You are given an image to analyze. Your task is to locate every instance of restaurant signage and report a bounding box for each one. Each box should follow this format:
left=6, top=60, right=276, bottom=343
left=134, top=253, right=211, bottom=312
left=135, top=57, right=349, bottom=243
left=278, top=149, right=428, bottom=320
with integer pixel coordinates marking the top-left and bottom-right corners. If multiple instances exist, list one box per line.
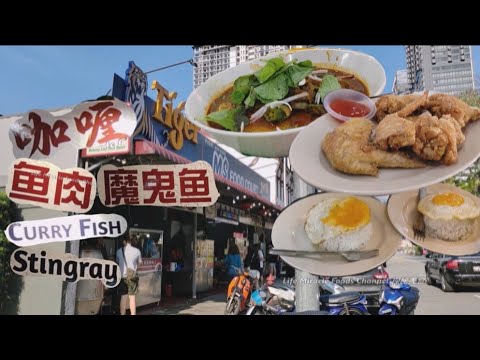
left=124, top=61, right=199, bottom=151
left=6, top=158, right=96, bottom=213
left=5, top=214, right=127, bottom=247
left=97, top=161, right=219, bottom=207
left=9, top=99, right=136, bottom=159
left=10, top=248, right=121, bottom=288
left=112, top=62, right=271, bottom=203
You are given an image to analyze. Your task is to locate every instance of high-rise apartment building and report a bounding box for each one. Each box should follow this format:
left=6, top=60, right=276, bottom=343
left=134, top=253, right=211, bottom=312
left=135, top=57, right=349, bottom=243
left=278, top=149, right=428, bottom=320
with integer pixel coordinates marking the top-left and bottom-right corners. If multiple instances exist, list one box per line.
left=193, top=45, right=307, bottom=88
left=392, top=69, right=410, bottom=94
left=405, top=45, right=474, bottom=95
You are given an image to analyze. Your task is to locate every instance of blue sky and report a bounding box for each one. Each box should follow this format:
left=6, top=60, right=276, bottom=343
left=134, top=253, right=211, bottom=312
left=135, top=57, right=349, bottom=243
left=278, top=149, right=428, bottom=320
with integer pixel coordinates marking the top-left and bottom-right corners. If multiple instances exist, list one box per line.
left=1, top=45, right=479, bottom=116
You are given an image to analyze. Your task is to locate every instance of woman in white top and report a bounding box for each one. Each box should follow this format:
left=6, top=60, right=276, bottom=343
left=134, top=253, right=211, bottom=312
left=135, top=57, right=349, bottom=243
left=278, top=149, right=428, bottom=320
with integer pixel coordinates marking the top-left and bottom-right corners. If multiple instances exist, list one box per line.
left=116, top=236, right=142, bottom=315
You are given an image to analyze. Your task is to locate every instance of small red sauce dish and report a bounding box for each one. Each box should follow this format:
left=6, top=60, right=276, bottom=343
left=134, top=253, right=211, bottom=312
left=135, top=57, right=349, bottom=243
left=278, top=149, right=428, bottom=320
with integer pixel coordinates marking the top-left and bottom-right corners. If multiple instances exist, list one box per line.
left=324, top=89, right=376, bottom=122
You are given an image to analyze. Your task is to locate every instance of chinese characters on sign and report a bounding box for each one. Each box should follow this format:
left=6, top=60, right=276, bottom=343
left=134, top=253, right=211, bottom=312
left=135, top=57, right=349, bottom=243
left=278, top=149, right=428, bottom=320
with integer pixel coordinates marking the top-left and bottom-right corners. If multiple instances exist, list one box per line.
left=5, top=158, right=96, bottom=213
left=97, top=161, right=219, bottom=207
left=9, top=99, right=136, bottom=159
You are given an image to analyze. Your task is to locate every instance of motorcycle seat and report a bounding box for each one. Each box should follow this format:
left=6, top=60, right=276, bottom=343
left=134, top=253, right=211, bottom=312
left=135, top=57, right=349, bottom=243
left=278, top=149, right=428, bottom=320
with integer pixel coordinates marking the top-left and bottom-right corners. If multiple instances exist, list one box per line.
left=280, top=310, right=330, bottom=315
left=319, top=292, right=361, bottom=305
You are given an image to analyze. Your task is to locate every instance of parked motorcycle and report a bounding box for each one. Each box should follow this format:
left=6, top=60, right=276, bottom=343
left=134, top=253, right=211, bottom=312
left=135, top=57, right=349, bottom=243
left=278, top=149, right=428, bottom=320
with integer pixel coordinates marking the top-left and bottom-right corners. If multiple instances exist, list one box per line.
left=224, top=269, right=261, bottom=315
left=378, top=279, right=419, bottom=315
left=319, top=292, right=369, bottom=315
left=244, top=275, right=419, bottom=316
left=246, top=283, right=295, bottom=315
left=319, top=279, right=370, bottom=315
left=248, top=279, right=368, bottom=315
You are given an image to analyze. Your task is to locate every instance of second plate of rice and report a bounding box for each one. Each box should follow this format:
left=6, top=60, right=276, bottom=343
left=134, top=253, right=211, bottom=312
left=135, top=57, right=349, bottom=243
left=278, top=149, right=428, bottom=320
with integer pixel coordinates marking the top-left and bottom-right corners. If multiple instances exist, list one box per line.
left=388, top=183, right=480, bottom=256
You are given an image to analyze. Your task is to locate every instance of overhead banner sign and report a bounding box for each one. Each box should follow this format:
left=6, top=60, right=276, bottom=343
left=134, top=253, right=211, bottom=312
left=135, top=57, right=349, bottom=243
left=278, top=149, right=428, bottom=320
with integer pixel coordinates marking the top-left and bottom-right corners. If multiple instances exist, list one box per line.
left=123, top=61, right=200, bottom=150
left=9, top=99, right=136, bottom=159
left=112, top=63, right=271, bottom=203
left=6, top=214, right=127, bottom=247
left=6, top=158, right=96, bottom=213
left=205, top=142, right=271, bottom=201
left=97, top=160, right=219, bottom=207
left=10, top=248, right=121, bottom=288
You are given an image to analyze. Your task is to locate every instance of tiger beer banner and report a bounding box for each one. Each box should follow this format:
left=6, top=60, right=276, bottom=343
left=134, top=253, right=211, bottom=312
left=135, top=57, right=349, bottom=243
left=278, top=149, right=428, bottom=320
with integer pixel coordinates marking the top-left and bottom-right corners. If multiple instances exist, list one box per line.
left=6, top=158, right=96, bottom=213
left=9, top=99, right=136, bottom=159
left=97, top=161, right=220, bottom=207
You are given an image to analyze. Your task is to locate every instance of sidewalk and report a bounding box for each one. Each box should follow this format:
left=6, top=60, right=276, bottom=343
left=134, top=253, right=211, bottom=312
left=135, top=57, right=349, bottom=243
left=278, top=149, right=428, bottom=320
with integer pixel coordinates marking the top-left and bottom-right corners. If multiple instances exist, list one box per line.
left=137, top=290, right=227, bottom=315
left=136, top=276, right=287, bottom=315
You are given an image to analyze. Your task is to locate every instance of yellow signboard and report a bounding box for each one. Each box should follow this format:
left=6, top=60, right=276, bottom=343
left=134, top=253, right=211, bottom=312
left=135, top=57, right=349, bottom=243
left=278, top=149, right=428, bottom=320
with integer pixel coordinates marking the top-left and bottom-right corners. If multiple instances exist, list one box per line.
left=151, top=80, right=199, bottom=150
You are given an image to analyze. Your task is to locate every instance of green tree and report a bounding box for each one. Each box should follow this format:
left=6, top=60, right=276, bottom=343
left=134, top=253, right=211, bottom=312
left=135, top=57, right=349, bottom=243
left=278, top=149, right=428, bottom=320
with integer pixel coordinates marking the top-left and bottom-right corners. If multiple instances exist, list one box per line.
left=0, top=192, right=24, bottom=314
left=444, top=159, right=480, bottom=196
left=458, top=89, right=480, bottom=108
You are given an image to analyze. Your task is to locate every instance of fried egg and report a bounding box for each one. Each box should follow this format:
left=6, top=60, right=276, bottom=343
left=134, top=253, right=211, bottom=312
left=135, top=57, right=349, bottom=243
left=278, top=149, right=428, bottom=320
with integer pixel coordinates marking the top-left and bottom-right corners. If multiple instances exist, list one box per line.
left=418, top=192, right=480, bottom=220
left=305, top=197, right=372, bottom=251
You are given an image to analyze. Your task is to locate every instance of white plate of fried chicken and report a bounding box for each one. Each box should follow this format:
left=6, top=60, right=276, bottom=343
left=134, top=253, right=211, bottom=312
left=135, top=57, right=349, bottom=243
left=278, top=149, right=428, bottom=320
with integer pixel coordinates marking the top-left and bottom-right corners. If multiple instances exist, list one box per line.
left=289, top=92, right=480, bottom=195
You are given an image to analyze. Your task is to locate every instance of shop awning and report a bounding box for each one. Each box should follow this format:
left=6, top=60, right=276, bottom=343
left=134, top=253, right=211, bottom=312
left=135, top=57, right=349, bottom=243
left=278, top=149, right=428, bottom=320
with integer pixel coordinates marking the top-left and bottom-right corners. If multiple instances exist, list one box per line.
left=134, top=139, right=282, bottom=211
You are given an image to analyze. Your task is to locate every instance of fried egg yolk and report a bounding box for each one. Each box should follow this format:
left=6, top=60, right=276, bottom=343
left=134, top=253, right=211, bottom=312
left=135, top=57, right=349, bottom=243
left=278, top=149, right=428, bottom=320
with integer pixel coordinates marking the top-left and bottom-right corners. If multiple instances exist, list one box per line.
left=321, top=197, right=370, bottom=231
left=432, top=192, right=464, bottom=207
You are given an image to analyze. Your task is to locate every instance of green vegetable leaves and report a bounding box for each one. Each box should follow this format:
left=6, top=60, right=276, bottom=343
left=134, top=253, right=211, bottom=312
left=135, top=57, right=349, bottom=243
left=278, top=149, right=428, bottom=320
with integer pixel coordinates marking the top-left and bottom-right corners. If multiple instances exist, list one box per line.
left=230, top=56, right=314, bottom=106
left=254, top=57, right=285, bottom=83
left=231, top=75, right=257, bottom=105
left=286, top=61, right=314, bottom=87
left=254, top=73, right=290, bottom=103
left=244, top=87, right=257, bottom=108
left=317, top=74, right=341, bottom=103
left=204, top=107, right=248, bottom=132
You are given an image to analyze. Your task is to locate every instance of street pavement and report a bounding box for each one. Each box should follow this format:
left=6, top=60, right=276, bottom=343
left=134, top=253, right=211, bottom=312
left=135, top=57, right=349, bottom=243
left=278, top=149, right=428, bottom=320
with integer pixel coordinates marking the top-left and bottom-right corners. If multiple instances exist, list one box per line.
left=149, top=292, right=226, bottom=315
left=145, top=253, right=480, bottom=315
left=387, top=253, right=480, bottom=315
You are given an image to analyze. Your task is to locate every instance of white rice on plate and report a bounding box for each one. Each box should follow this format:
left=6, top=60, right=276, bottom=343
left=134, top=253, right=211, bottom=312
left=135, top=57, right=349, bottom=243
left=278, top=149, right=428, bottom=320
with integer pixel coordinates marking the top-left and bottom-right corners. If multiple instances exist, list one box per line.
left=424, top=217, right=475, bottom=242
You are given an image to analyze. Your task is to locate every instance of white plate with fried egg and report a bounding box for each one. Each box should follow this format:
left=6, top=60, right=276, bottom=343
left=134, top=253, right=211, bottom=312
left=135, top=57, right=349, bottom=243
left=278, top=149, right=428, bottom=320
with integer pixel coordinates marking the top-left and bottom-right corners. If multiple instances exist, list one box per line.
left=272, top=193, right=402, bottom=276
left=388, top=183, right=480, bottom=256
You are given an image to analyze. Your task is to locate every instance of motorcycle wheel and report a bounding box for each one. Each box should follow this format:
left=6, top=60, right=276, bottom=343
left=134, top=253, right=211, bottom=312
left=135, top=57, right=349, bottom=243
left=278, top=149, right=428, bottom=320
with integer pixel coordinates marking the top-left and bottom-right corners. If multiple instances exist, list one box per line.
left=247, top=307, right=266, bottom=315
left=224, top=296, right=241, bottom=315
left=338, top=307, right=365, bottom=315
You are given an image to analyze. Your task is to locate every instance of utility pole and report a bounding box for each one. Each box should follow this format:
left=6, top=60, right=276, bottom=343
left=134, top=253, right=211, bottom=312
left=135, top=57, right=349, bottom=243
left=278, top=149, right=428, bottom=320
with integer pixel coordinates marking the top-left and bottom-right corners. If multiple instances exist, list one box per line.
left=291, top=172, right=319, bottom=311
left=62, top=150, right=82, bottom=315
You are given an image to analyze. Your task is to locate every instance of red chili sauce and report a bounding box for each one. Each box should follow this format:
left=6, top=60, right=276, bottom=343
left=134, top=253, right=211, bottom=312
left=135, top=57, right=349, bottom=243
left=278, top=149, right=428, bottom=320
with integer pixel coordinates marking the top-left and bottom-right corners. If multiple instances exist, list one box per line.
left=330, top=99, right=370, bottom=118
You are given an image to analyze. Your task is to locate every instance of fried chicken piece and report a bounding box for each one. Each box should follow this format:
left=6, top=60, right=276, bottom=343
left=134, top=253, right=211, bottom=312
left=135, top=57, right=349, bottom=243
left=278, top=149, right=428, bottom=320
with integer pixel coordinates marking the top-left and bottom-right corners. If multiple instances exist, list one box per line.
left=374, top=114, right=416, bottom=151
left=442, top=114, right=465, bottom=146
left=427, top=94, right=480, bottom=128
left=412, top=113, right=460, bottom=165
left=322, top=118, right=426, bottom=176
left=375, top=93, right=427, bottom=122
left=396, top=92, right=429, bottom=118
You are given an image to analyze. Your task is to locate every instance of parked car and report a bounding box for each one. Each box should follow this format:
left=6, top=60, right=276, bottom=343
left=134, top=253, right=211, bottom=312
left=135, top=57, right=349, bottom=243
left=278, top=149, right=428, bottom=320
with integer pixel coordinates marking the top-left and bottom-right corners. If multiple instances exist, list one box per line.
left=425, top=252, right=480, bottom=292
left=322, top=265, right=389, bottom=315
